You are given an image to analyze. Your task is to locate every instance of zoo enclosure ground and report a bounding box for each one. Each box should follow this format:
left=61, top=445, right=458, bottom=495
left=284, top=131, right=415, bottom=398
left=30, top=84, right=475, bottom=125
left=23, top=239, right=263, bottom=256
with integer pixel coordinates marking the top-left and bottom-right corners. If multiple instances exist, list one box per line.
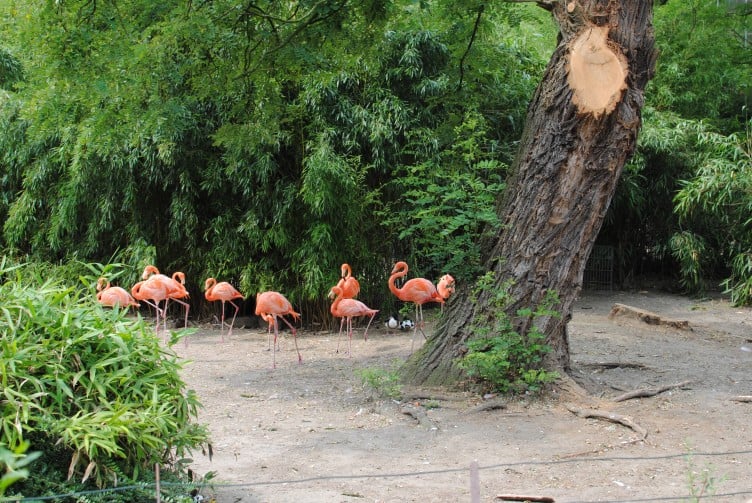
left=174, top=289, right=752, bottom=502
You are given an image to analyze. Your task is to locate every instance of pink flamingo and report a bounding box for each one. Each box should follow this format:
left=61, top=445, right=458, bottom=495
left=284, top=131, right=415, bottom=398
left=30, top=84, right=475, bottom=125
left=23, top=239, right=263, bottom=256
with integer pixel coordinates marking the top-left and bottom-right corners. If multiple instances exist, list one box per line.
left=131, top=278, right=169, bottom=334
left=204, top=278, right=244, bottom=342
left=141, top=266, right=190, bottom=331
left=328, top=285, right=379, bottom=357
left=255, top=291, right=301, bottom=368
left=388, top=261, right=445, bottom=352
left=331, top=263, right=361, bottom=336
left=96, top=277, right=139, bottom=309
left=437, top=274, right=456, bottom=311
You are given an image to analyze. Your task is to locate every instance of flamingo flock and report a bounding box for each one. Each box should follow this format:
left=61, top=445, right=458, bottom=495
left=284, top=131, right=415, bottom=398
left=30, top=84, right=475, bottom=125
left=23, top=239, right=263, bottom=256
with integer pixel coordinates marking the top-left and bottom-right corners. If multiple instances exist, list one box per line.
left=96, top=261, right=454, bottom=367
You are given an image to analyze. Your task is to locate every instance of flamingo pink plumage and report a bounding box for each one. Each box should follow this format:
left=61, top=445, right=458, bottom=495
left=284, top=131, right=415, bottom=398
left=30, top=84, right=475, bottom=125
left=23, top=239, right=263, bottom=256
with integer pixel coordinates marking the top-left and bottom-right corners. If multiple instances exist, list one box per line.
left=329, top=285, right=378, bottom=357
left=204, top=277, right=244, bottom=342
left=131, top=278, right=169, bottom=333
left=388, top=261, right=445, bottom=351
left=141, top=266, right=190, bottom=330
left=96, top=277, right=139, bottom=309
left=255, top=291, right=301, bottom=369
left=332, top=263, right=361, bottom=337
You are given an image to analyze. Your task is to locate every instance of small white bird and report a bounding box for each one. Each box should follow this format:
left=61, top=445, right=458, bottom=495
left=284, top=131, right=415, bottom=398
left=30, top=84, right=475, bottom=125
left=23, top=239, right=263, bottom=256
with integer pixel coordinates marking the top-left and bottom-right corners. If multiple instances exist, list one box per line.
left=385, top=316, right=399, bottom=335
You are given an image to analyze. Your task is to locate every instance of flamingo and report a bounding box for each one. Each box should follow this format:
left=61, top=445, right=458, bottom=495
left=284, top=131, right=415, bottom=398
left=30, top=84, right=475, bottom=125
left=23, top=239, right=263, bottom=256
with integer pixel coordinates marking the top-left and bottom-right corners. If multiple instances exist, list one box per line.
left=336, top=263, right=360, bottom=299
left=331, top=263, right=361, bottom=337
left=141, top=266, right=190, bottom=331
left=131, top=278, right=169, bottom=334
left=96, top=277, right=139, bottom=309
left=388, top=261, right=445, bottom=352
left=255, top=291, right=301, bottom=368
left=437, top=274, right=456, bottom=312
left=328, top=285, right=379, bottom=356
left=204, top=278, right=244, bottom=342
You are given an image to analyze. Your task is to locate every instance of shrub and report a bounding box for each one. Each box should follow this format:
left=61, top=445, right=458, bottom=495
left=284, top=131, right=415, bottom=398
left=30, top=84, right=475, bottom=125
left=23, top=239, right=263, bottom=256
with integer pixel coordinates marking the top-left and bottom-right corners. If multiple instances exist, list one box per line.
left=0, top=259, right=209, bottom=498
left=458, top=273, right=559, bottom=393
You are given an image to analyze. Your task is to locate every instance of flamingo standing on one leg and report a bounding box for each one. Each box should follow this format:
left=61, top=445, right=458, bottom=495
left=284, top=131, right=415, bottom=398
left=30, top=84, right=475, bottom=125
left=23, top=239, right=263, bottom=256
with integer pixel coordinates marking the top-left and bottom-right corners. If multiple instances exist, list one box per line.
left=255, top=291, right=301, bottom=369
left=97, top=277, right=140, bottom=310
left=388, top=261, right=445, bottom=352
left=328, top=285, right=379, bottom=357
left=204, top=278, right=244, bottom=342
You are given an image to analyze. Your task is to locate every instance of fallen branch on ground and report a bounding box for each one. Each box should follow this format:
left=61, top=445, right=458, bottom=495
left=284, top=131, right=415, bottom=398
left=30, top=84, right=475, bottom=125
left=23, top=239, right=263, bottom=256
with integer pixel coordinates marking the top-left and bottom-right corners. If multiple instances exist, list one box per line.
left=401, top=390, right=467, bottom=402
left=729, top=396, right=752, bottom=403
left=612, top=380, right=692, bottom=402
left=496, top=494, right=555, bottom=502
left=566, top=405, right=648, bottom=440
left=608, top=303, right=691, bottom=330
left=467, top=398, right=507, bottom=413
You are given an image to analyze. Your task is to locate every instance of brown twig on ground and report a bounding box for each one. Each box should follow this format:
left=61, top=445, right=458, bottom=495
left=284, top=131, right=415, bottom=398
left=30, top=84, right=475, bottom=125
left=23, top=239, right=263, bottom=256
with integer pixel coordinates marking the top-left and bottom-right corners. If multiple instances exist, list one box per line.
left=467, top=399, right=507, bottom=413
left=566, top=405, right=648, bottom=440
left=496, top=494, right=555, bottom=502
left=611, top=380, right=693, bottom=402
left=729, top=395, right=752, bottom=403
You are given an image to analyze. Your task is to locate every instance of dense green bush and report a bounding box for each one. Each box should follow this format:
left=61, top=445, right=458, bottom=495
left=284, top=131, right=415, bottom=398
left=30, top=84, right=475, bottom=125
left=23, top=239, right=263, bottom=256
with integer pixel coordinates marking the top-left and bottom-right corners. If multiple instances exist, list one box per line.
left=0, top=259, right=209, bottom=499
left=459, top=273, right=559, bottom=393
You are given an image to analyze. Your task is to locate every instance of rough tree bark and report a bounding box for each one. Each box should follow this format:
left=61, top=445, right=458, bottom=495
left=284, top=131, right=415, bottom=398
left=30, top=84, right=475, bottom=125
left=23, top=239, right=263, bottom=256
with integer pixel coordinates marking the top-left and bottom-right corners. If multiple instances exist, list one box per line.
left=404, top=0, right=657, bottom=386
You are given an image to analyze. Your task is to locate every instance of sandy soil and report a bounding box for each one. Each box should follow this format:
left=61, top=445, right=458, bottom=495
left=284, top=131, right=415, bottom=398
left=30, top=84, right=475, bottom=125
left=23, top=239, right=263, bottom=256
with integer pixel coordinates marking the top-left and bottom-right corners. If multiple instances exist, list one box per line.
left=173, top=290, right=752, bottom=503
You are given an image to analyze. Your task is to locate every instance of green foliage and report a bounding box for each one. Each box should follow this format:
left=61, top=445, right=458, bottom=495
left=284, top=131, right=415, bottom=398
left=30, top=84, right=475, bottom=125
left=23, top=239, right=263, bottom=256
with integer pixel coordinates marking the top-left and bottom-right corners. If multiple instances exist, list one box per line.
left=670, top=119, right=752, bottom=304
left=0, top=442, right=40, bottom=496
left=652, top=1, right=751, bottom=133
left=356, top=365, right=403, bottom=400
left=458, top=273, right=559, bottom=394
left=0, top=0, right=545, bottom=323
left=0, top=260, right=209, bottom=493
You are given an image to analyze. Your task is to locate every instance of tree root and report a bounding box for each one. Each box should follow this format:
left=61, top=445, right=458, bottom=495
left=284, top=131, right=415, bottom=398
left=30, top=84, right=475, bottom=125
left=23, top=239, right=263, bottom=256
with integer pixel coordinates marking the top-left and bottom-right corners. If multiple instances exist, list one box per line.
left=400, top=403, right=437, bottom=430
left=566, top=405, right=648, bottom=440
left=611, top=380, right=692, bottom=402
left=466, top=398, right=507, bottom=413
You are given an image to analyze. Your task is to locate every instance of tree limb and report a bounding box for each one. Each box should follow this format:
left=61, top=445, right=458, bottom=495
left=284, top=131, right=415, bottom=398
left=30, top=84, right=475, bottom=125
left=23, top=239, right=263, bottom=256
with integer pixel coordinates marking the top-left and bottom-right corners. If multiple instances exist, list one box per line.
left=457, top=5, right=484, bottom=90
left=612, top=380, right=693, bottom=402
left=566, top=405, right=648, bottom=440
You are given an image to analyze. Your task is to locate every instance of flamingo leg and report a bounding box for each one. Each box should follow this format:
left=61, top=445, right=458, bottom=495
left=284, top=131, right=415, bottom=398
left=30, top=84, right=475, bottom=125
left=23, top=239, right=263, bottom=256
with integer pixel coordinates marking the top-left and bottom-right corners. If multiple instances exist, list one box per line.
left=226, top=300, right=240, bottom=339
left=277, top=315, right=301, bottom=364
left=336, top=317, right=346, bottom=354
left=362, top=313, right=376, bottom=341
left=171, top=298, right=190, bottom=346
left=272, top=317, right=279, bottom=369
left=347, top=316, right=353, bottom=357
left=219, top=300, right=226, bottom=342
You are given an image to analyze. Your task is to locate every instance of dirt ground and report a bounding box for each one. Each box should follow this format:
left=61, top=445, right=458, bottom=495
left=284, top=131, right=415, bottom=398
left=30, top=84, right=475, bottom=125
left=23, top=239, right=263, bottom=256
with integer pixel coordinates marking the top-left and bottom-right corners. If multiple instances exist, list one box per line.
left=173, top=289, right=752, bottom=503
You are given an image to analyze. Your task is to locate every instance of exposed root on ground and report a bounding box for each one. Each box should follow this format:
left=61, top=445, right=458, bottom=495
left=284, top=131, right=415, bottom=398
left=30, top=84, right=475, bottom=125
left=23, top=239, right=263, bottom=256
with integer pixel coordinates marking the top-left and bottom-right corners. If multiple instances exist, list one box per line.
left=612, top=380, right=693, bottom=402
left=566, top=405, right=648, bottom=440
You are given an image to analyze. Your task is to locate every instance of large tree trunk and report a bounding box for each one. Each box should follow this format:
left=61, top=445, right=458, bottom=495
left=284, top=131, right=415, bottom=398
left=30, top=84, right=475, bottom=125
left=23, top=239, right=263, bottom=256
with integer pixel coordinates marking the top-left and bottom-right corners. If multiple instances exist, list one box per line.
left=404, top=0, right=657, bottom=386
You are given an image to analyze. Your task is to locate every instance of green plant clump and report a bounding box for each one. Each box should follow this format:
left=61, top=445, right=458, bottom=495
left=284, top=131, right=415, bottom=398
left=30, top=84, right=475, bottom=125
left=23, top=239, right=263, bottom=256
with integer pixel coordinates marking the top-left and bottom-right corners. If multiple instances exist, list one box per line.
left=0, top=259, right=209, bottom=499
left=356, top=366, right=403, bottom=400
left=459, top=273, right=560, bottom=394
